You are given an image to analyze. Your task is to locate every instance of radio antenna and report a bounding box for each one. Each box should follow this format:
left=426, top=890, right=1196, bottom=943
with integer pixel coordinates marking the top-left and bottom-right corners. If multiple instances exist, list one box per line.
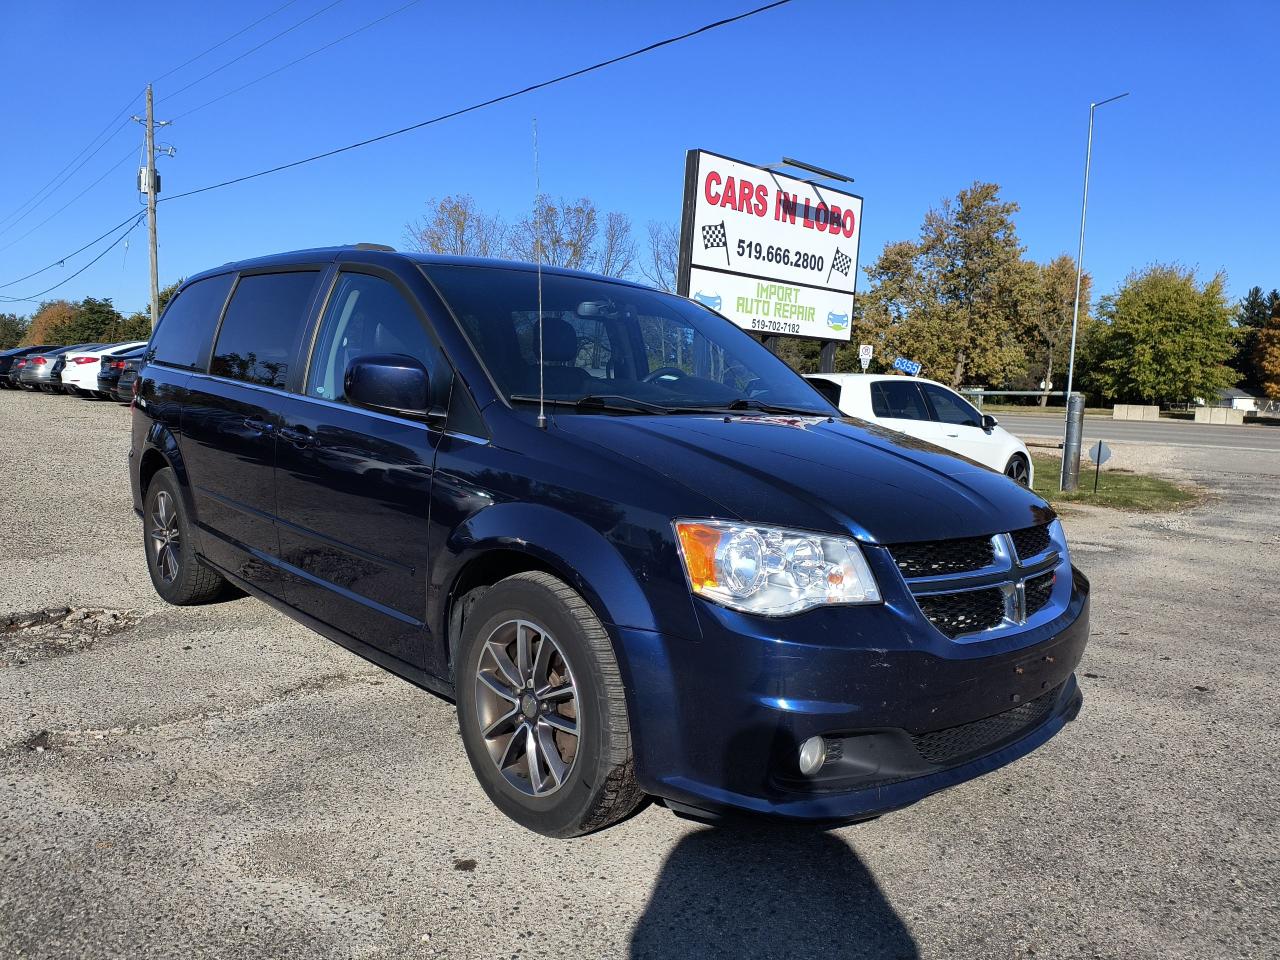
left=533, top=116, right=547, bottom=430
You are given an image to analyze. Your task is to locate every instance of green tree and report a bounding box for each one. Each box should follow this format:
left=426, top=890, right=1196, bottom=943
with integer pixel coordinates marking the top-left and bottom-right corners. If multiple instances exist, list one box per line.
left=1016, top=255, right=1092, bottom=405
left=108, top=311, right=154, bottom=341
left=47, top=297, right=125, bottom=344
left=1255, top=297, right=1280, bottom=400
left=1091, top=265, right=1236, bottom=403
left=858, top=182, right=1029, bottom=387
left=0, top=312, right=28, bottom=349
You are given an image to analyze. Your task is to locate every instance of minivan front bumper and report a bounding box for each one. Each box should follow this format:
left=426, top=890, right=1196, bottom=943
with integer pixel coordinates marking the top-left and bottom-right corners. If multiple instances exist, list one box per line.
left=615, top=566, right=1090, bottom=823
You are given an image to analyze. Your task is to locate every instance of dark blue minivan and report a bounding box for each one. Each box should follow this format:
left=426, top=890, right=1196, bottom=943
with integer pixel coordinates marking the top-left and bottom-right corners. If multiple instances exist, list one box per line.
left=130, top=246, right=1089, bottom=837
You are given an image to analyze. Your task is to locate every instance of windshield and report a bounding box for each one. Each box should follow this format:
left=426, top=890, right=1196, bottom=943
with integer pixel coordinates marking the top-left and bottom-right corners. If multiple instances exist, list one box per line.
left=423, top=265, right=835, bottom=415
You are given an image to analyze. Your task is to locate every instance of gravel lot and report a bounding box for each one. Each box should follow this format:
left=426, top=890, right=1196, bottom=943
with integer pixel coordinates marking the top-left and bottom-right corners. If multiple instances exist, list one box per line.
left=2, top=389, right=1277, bottom=960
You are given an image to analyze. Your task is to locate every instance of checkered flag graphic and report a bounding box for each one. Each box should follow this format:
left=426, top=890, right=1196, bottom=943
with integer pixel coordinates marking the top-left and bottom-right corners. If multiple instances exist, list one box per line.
left=827, top=247, right=852, bottom=283
left=702, top=221, right=730, bottom=265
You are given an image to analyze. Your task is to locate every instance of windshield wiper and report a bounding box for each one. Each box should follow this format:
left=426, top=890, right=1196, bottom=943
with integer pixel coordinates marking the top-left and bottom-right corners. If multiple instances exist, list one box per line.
left=509, top=394, right=670, bottom=415
left=684, top=398, right=832, bottom=417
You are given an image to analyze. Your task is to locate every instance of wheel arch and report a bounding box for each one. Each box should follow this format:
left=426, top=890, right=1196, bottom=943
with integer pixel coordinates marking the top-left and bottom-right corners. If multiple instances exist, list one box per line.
left=437, top=504, right=674, bottom=683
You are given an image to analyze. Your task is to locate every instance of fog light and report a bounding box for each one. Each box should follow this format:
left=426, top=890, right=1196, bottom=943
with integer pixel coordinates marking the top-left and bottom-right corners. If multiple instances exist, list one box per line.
left=798, top=736, right=827, bottom=776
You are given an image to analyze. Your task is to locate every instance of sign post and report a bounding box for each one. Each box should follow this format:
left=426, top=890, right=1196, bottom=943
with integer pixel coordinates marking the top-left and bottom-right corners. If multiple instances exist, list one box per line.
left=858, top=344, right=873, bottom=371
left=678, top=150, right=863, bottom=345
left=1087, top=439, right=1111, bottom=494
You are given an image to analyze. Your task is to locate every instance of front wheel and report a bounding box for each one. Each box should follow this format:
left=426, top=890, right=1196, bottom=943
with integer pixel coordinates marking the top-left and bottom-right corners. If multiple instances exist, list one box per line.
left=455, top=571, right=644, bottom=837
left=1004, top=454, right=1031, bottom=486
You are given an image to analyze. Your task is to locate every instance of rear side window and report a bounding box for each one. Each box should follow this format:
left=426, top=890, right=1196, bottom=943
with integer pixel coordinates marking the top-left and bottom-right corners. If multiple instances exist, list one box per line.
left=211, top=271, right=320, bottom=389
left=870, top=380, right=929, bottom=420
left=148, top=274, right=234, bottom=370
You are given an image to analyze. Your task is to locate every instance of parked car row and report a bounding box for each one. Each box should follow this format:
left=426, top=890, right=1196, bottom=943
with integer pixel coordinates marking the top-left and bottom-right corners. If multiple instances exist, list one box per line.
left=0, top=341, right=149, bottom=401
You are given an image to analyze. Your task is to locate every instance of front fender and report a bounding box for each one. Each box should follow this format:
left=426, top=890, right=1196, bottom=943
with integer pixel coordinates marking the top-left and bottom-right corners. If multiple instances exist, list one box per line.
left=441, top=502, right=666, bottom=635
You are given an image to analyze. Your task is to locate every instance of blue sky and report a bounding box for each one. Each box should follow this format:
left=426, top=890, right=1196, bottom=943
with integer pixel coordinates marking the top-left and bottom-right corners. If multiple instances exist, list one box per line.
left=1, top=0, right=1276, bottom=316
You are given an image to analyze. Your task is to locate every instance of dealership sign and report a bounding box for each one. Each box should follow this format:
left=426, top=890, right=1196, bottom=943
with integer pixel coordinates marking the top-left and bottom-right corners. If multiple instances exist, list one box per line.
left=678, top=149, right=863, bottom=342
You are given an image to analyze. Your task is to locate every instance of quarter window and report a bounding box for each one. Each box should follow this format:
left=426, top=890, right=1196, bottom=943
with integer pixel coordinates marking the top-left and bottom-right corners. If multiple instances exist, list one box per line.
left=210, top=272, right=320, bottom=389
left=870, top=380, right=929, bottom=420
left=922, top=384, right=982, bottom=427
left=148, top=274, right=234, bottom=370
left=306, top=273, right=436, bottom=404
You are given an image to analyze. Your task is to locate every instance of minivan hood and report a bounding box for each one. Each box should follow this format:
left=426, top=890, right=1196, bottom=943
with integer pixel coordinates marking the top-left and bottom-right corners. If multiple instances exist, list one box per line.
left=553, top=413, right=1053, bottom=544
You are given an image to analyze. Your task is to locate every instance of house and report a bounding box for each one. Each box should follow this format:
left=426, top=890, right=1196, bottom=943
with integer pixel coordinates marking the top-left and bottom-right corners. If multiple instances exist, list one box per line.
left=1217, top=387, right=1259, bottom=412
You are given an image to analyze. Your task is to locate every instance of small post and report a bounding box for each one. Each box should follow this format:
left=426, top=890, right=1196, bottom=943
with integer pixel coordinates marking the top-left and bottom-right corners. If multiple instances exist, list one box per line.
left=820, top=341, right=836, bottom=373
left=1092, top=448, right=1102, bottom=494
left=1061, top=392, right=1085, bottom=491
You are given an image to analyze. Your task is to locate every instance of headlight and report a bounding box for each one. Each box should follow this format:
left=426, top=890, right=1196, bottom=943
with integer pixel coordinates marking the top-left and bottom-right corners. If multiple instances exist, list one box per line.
left=673, top=519, right=881, bottom=616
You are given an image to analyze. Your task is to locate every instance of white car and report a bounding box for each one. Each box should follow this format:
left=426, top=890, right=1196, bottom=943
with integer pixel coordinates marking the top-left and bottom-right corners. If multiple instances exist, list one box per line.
left=804, top=372, right=1033, bottom=485
left=60, top=342, right=147, bottom=396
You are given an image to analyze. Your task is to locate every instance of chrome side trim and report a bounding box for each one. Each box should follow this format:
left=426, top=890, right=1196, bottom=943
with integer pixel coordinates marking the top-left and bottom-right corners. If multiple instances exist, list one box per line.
left=184, top=370, right=488, bottom=444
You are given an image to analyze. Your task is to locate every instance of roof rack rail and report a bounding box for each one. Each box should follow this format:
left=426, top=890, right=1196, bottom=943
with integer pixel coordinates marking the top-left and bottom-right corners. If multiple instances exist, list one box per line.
left=353, top=242, right=395, bottom=252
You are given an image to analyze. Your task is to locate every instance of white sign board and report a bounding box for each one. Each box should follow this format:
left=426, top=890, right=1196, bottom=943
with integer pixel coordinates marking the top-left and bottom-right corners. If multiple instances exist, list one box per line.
left=679, top=149, right=862, bottom=341
left=858, top=343, right=873, bottom=371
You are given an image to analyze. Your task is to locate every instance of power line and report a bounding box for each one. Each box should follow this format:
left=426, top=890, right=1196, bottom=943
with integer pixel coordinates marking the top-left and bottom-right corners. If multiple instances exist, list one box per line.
left=152, top=0, right=305, bottom=84
left=162, top=0, right=794, bottom=204
left=0, top=216, right=144, bottom=303
left=0, top=211, right=140, bottom=290
left=171, top=0, right=426, bottom=122
left=160, top=0, right=348, bottom=103
left=0, top=90, right=142, bottom=235
left=0, top=146, right=138, bottom=256
left=0, top=1, right=794, bottom=298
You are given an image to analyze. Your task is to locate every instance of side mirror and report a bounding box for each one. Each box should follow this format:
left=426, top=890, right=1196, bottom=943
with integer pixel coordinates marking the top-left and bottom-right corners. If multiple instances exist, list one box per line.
left=345, top=354, right=433, bottom=419
left=981, top=414, right=999, bottom=431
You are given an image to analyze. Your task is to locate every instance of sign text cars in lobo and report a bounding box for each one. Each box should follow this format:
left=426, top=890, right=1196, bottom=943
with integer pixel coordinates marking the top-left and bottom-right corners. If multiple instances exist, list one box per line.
left=678, top=149, right=863, bottom=342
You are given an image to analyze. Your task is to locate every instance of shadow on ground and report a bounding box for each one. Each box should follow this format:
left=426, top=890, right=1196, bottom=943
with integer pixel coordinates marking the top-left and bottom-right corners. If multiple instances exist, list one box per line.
left=630, top=822, right=918, bottom=959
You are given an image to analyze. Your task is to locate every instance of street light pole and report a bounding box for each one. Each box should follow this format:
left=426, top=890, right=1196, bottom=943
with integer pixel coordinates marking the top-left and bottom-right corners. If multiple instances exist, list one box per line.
left=1061, top=91, right=1129, bottom=491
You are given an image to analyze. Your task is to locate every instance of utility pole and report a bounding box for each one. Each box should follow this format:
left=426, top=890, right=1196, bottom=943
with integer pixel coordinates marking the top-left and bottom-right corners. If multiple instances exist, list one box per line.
left=132, top=85, right=170, bottom=328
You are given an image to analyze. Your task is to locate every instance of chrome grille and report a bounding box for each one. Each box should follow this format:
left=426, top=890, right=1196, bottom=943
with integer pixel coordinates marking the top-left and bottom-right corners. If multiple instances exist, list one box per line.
left=889, top=523, right=1064, bottom=640
left=891, top=535, right=994, bottom=578
left=1024, top=571, right=1055, bottom=618
left=1010, top=523, right=1052, bottom=560
left=916, top=588, right=1006, bottom=638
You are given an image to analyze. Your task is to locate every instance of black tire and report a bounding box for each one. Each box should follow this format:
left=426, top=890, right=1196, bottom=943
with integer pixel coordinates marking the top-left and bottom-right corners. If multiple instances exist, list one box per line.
left=1004, top=454, right=1031, bottom=486
left=455, top=571, right=644, bottom=837
left=143, top=468, right=228, bottom=605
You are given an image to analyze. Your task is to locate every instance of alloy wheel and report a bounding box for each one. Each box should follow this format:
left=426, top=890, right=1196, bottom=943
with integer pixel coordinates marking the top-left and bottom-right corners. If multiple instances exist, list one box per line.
left=474, top=618, right=580, bottom=797
left=1005, top=457, right=1030, bottom=485
left=149, top=490, right=181, bottom=584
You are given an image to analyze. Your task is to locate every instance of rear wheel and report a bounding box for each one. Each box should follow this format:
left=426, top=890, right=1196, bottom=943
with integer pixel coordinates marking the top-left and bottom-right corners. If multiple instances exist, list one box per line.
left=455, top=571, right=644, bottom=837
left=143, top=468, right=229, bottom=605
left=1004, top=453, right=1031, bottom=486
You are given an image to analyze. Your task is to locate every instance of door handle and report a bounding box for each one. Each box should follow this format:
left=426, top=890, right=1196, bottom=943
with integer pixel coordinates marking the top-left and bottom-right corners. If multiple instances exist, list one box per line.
left=278, top=425, right=313, bottom=448
left=243, top=417, right=272, bottom=434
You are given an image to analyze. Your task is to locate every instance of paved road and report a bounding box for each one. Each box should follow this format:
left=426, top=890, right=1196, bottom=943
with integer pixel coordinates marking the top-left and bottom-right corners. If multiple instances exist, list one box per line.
left=2, top=391, right=1278, bottom=960
left=997, top=412, right=1280, bottom=452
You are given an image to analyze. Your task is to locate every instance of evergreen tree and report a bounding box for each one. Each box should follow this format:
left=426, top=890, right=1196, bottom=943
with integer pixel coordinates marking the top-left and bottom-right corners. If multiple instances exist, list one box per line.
left=0, top=312, right=28, bottom=350
left=47, top=297, right=124, bottom=344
